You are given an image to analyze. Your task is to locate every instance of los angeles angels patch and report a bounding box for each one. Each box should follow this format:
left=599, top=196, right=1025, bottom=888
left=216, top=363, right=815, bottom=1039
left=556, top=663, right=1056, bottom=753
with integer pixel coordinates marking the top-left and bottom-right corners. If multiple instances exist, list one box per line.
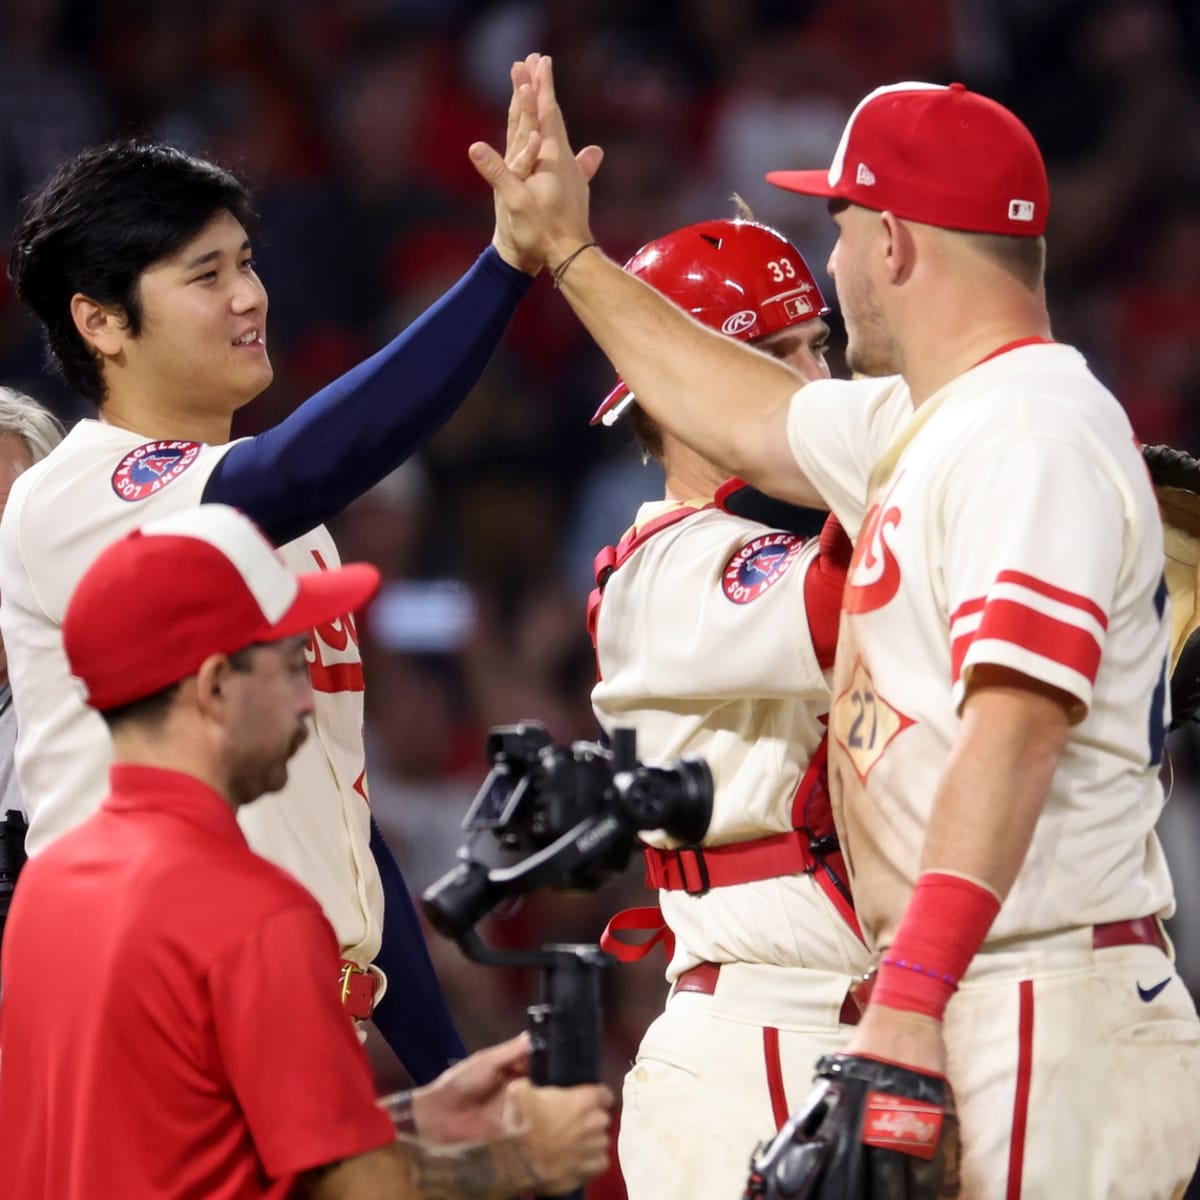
left=721, top=533, right=804, bottom=604
left=111, top=440, right=202, bottom=502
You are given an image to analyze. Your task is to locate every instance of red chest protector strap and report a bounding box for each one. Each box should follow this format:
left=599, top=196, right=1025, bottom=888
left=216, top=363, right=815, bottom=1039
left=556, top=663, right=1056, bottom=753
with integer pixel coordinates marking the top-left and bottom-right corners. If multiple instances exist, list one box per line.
left=600, top=738, right=863, bottom=962
left=586, top=503, right=713, bottom=659
left=640, top=736, right=861, bottom=939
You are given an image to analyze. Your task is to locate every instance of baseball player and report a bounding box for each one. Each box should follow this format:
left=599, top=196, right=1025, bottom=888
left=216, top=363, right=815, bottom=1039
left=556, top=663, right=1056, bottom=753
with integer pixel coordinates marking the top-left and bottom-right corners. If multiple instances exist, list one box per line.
left=587, top=217, right=871, bottom=1200
left=0, top=386, right=63, bottom=957
left=475, top=61, right=1200, bottom=1198
left=0, top=504, right=612, bottom=1200
left=0, top=78, right=581, bottom=1082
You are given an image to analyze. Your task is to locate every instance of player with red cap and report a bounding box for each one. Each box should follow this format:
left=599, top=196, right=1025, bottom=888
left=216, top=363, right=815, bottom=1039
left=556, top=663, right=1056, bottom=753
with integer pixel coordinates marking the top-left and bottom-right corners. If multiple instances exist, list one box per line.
left=473, top=61, right=1200, bottom=1199
left=587, top=214, right=869, bottom=1200
left=0, top=504, right=614, bottom=1200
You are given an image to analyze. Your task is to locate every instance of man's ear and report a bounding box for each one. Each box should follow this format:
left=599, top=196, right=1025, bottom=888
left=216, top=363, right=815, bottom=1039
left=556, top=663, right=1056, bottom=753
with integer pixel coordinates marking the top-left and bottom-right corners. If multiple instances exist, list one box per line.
left=69, top=292, right=129, bottom=358
left=193, top=653, right=233, bottom=720
left=878, top=210, right=917, bottom=286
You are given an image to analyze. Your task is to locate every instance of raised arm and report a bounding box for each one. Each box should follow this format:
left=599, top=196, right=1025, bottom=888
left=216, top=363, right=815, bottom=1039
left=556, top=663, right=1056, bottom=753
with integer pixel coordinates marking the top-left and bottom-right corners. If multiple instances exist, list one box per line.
left=202, top=62, right=586, bottom=547
left=469, top=54, right=822, bottom=508
left=203, top=247, right=529, bottom=546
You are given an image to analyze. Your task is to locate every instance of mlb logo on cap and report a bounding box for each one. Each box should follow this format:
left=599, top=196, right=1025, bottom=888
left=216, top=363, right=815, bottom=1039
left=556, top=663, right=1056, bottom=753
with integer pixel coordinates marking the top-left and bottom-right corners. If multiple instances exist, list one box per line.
left=766, top=81, right=1049, bottom=237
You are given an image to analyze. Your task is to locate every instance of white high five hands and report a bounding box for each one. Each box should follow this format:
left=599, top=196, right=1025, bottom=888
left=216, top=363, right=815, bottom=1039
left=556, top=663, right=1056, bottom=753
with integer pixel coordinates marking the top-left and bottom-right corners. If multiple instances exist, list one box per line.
left=474, top=54, right=602, bottom=276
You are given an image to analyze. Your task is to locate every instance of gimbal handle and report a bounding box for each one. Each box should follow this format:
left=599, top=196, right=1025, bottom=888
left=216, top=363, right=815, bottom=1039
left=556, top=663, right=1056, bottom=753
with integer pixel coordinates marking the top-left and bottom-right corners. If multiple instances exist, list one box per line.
left=456, top=929, right=611, bottom=1200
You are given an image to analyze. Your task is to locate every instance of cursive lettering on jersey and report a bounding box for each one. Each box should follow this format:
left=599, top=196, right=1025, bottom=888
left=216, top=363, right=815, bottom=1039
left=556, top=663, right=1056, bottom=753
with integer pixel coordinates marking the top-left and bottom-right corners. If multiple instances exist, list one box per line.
left=305, top=548, right=364, bottom=693
left=844, top=475, right=905, bottom=615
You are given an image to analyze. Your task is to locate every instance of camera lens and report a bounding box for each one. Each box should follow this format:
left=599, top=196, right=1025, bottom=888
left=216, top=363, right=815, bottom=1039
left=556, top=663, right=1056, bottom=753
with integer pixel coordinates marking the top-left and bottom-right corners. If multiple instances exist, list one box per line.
left=617, top=756, right=712, bottom=845
left=421, top=860, right=501, bottom=939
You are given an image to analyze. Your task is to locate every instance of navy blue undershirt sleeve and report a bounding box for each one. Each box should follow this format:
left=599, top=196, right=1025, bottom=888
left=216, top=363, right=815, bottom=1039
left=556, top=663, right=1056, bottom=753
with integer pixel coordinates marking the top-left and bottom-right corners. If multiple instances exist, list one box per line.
left=203, top=247, right=532, bottom=546
left=368, top=816, right=468, bottom=1081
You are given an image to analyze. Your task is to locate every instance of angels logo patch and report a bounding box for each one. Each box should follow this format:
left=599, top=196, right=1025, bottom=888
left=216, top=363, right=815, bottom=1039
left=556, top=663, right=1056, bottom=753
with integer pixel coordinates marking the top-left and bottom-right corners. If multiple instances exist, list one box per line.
left=722, top=533, right=804, bottom=604
left=111, top=440, right=202, bottom=502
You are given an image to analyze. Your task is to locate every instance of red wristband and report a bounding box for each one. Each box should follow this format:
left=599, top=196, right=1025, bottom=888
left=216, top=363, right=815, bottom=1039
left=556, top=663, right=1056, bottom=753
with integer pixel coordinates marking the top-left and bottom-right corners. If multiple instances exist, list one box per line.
left=872, top=872, right=1001, bottom=1020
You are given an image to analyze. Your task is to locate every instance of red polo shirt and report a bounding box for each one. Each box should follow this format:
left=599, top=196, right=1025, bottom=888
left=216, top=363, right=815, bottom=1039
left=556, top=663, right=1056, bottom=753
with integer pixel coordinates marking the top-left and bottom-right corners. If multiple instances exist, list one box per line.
left=0, top=765, right=395, bottom=1198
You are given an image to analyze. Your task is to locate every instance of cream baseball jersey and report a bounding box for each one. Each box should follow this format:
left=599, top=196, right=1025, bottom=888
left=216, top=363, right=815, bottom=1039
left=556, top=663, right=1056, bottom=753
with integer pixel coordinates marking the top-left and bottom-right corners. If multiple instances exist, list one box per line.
left=787, top=343, right=1175, bottom=953
left=0, top=420, right=383, bottom=962
left=591, top=500, right=869, bottom=981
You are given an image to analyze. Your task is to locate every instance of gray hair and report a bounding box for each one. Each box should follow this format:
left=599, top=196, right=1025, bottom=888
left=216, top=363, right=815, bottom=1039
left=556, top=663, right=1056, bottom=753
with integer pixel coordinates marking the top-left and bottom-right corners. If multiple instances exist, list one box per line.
left=0, top=386, right=64, bottom=465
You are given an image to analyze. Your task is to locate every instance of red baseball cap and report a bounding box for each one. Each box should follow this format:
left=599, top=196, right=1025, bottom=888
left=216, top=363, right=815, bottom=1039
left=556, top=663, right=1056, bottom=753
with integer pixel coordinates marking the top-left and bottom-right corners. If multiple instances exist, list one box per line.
left=64, top=505, right=380, bottom=711
left=767, top=82, right=1048, bottom=236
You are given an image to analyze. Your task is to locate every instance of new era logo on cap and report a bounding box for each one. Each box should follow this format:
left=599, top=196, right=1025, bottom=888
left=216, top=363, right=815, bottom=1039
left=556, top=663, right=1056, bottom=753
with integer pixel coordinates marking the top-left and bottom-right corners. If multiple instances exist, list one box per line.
left=766, top=81, right=1049, bottom=237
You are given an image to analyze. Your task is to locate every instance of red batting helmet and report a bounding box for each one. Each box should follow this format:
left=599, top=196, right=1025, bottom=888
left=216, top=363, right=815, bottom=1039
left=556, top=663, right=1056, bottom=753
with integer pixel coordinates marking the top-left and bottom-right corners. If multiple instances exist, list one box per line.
left=591, top=218, right=830, bottom=426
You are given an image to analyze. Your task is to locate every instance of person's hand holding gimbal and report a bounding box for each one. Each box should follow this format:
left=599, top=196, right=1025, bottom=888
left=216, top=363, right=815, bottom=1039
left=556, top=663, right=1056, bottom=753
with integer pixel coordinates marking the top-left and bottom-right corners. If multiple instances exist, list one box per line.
left=380, top=1031, right=613, bottom=1198
left=501, top=1075, right=614, bottom=1196
left=408, top=1033, right=531, bottom=1143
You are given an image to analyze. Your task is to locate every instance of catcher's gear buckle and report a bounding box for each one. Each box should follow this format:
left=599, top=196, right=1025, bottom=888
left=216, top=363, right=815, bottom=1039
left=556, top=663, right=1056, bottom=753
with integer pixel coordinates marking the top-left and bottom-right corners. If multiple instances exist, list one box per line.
left=672, top=845, right=712, bottom=895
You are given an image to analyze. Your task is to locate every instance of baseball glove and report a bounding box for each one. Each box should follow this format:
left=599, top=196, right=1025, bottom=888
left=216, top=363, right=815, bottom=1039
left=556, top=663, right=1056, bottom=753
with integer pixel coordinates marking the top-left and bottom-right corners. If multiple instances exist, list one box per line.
left=1142, top=443, right=1200, bottom=728
left=743, top=1054, right=960, bottom=1200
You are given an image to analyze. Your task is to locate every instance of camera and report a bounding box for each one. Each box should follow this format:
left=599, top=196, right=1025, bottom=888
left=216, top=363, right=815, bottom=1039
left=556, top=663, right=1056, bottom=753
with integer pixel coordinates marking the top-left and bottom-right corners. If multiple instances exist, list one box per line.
left=422, top=721, right=712, bottom=939
left=421, top=722, right=713, bottom=1180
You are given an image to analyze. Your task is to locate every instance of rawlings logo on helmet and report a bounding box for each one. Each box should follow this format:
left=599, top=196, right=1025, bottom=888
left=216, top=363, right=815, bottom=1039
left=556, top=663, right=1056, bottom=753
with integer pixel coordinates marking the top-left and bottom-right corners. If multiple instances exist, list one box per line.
left=721, top=310, right=758, bottom=336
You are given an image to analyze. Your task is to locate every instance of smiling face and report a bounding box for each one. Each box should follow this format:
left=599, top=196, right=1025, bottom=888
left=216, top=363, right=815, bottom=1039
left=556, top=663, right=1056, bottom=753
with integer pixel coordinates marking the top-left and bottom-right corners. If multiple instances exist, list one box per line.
left=115, top=209, right=272, bottom=421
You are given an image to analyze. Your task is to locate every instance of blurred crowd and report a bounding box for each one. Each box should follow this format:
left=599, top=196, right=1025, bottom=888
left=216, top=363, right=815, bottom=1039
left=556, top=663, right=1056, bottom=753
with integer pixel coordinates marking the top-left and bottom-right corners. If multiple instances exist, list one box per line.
left=2, top=0, right=1200, bottom=1187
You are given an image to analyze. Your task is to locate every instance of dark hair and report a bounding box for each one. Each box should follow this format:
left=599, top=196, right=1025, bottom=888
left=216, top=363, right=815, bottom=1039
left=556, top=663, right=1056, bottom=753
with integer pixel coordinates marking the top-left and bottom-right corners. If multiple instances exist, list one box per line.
left=630, top=404, right=664, bottom=464
left=98, top=645, right=260, bottom=733
left=8, top=141, right=257, bottom=405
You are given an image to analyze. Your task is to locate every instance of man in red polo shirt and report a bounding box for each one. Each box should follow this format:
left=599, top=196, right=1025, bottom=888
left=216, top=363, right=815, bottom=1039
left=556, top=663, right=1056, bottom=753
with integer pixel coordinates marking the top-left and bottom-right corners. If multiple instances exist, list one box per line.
left=0, top=504, right=611, bottom=1199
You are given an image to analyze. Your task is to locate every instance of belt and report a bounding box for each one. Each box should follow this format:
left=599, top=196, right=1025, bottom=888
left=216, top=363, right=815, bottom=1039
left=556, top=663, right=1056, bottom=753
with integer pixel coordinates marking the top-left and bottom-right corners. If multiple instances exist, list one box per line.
left=339, top=959, right=380, bottom=1020
left=673, top=921, right=1168, bottom=1026
left=1092, top=916, right=1169, bottom=955
left=675, top=961, right=861, bottom=1026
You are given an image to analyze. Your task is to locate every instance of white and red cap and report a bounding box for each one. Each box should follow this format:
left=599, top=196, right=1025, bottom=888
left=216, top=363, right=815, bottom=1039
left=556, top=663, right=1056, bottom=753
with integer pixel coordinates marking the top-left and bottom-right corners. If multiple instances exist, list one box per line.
left=592, top=218, right=829, bottom=427
left=767, top=82, right=1048, bottom=237
left=64, top=505, right=380, bottom=710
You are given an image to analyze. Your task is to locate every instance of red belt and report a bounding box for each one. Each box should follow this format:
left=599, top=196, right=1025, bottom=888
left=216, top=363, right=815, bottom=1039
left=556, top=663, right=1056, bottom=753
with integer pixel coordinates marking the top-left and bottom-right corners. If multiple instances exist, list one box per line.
left=1091, top=916, right=1169, bottom=954
left=339, top=959, right=379, bottom=1020
left=675, top=961, right=861, bottom=1026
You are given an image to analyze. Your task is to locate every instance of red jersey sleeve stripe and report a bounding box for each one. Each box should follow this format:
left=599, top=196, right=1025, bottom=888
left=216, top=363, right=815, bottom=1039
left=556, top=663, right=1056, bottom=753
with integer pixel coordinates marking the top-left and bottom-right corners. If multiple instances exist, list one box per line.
left=950, top=596, right=987, bottom=625
left=958, top=598, right=1103, bottom=684
left=994, top=570, right=1108, bottom=630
